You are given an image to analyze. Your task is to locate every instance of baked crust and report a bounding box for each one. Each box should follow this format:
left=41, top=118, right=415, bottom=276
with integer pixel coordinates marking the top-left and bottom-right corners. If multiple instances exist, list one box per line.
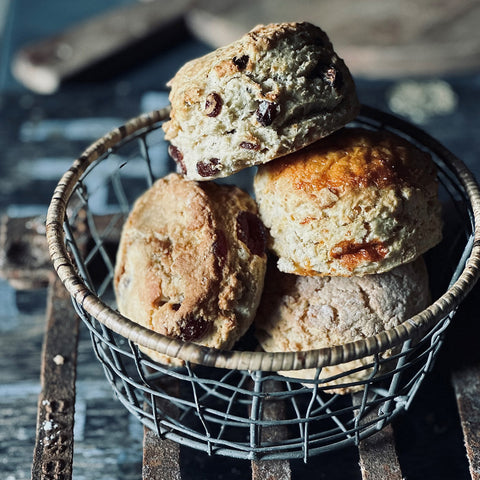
left=114, top=173, right=267, bottom=365
left=163, top=22, right=360, bottom=180
left=255, top=257, right=430, bottom=393
left=254, top=127, right=443, bottom=276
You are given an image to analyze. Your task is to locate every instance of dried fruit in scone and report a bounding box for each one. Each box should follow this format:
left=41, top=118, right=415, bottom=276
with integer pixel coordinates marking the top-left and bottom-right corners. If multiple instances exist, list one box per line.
left=254, top=127, right=443, bottom=277
left=114, top=173, right=267, bottom=366
left=163, top=22, right=360, bottom=181
left=255, top=257, right=430, bottom=394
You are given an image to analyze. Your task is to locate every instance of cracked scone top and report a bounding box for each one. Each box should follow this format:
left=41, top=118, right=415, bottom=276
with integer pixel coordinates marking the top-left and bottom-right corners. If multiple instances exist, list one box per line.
left=114, top=173, right=267, bottom=365
left=254, top=127, right=443, bottom=276
left=255, top=257, right=430, bottom=393
left=162, top=22, right=359, bottom=180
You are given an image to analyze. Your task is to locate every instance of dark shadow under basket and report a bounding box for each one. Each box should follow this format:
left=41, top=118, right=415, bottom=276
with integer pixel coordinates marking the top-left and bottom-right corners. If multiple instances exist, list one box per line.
left=46, top=105, right=480, bottom=460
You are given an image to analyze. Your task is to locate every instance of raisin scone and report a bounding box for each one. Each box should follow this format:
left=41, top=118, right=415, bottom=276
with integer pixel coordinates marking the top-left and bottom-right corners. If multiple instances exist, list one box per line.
left=163, top=22, right=360, bottom=181
left=114, top=173, right=267, bottom=366
left=254, top=127, right=443, bottom=277
left=255, top=257, right=430, bottom=394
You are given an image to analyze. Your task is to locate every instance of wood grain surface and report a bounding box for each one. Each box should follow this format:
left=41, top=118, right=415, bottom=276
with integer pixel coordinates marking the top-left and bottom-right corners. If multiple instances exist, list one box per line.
left=186, top=0, right=480, bottom=78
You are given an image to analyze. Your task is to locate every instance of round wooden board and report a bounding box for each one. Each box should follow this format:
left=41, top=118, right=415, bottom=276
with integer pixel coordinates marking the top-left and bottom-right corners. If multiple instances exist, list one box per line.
left=186, top=0, right=480, bottom=78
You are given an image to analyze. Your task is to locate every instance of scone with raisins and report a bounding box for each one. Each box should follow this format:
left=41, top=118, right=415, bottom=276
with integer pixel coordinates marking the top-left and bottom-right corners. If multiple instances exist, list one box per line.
left=114, top=173, right=267, bottom=365
left=254, top=127, right=442, bottom=277
left=255, top=257, right=430, bottom=393
left=163, top=22, right=359, bottom=181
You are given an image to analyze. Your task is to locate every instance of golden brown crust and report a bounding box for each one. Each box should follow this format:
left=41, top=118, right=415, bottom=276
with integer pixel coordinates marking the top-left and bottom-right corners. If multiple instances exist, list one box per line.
left=162, top=22, right=360, bottom=180
left=254, top=127, right=443, bottom=276
left=265, top=128, right=436, bottom=193
left=114, top=173, right=267, bottom=365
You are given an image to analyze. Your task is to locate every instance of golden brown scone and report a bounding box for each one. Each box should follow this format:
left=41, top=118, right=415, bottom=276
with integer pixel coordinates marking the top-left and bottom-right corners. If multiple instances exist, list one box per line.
left=255, top=257, right=430, bottom=394
left=163, top=22, right=359, bottom=181
left=254, top=127, right=443, bottom=277
left=114, top=173, right=267, bottom=365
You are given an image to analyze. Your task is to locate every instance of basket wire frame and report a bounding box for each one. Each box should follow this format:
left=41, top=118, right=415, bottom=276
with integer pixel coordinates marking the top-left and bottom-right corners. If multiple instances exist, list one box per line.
left=46, top=106, right=480, bottom=460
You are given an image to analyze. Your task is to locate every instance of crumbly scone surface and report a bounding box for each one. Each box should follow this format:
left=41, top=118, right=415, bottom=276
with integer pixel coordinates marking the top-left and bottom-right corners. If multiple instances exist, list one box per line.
left=114, top=173, right=267, bottom=365
left=163, top=22, right=359, bottom=180
left=254, top=127, right=443, bottom=276
left=255, top=257, right=430, bottom=392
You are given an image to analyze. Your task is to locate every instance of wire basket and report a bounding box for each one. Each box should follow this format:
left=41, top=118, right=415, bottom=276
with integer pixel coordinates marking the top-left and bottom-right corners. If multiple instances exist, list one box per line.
left=46, top=105, right=480, bottom=461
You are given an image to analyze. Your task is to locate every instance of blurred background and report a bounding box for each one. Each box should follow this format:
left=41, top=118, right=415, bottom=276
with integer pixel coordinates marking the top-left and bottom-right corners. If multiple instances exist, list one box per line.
left=0, top=1, right=479, bottom=479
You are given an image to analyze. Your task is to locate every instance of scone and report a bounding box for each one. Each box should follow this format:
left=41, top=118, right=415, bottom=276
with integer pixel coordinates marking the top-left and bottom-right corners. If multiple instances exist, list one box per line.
left=163, top=22, right=360, bottom=181
left=114, top=173, right=267, bottom=365
left=255, top=257, right=430, bottom=394
left=254, top=127, right=443, bottom=277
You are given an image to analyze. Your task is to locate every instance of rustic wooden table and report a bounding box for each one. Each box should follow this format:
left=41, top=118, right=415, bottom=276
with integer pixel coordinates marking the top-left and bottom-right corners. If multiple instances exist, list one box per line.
left=1, top=1, right=480, bottom=479
left=2, top=209, right=479, bottom=480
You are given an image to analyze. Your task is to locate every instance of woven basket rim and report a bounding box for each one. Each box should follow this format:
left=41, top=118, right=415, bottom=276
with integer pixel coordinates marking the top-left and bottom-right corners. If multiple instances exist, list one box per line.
left=46, top=105, right=480, bottom=371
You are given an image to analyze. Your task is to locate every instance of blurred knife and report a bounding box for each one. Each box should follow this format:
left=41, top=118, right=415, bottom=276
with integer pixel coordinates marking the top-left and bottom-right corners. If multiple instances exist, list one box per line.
left=12, top=0, right=193, bottom=94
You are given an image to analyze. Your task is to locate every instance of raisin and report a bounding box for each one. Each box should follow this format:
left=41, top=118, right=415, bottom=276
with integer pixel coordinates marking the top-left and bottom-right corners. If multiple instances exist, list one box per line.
left=310, top=63, right=343, bottom=91
left=168, top=145, right=187, bottom=174
left=213, top=229, right=228, bottom=267
left=197, top=158, right=221, bottom=177
left=236, top=211, right=267, bottom=256
left=233, top=54, right=249, bottom=70
left=178, top=313, right=211, bottom=342
left=256, top=101, right=277, bottom=126
left=324, top=65, right=343, bottom=90
left=239, top=141, right=260, bottom=150
left=205, top=92, right=223, bottom=117
left=324, top=66, right=336, bottom=85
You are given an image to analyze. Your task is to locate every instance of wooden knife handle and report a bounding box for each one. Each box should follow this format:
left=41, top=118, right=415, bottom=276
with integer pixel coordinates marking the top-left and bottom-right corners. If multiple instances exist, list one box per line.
left=12, top=0, right=192, bottom=94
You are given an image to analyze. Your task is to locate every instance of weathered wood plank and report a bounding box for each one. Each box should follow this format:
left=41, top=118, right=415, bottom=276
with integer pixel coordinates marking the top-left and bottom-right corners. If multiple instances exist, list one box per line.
left=358, top=423, right=403, bottom=480
left=31, top=275, right=80, bottom=480
left=251, top=380, right=291, bottom=480
left=142, top=427, right=181, bottom=480
left=0, top=213, right=121, bottom=291
left=142, top=379, right=182, bottom=480
left=451, top=365, right=480, bottom=480
left=352, top=392, right=403, bottom=480
left=19, top=210, right=92, bottom=480
left=251, top=458, right=292, bottom=480
left=0, top=214, right=51, bottom=289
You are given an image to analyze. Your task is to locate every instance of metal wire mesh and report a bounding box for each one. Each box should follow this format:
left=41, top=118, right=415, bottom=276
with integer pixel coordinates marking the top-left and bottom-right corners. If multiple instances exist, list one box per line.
left=48, top=106, right=480, bottom=460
